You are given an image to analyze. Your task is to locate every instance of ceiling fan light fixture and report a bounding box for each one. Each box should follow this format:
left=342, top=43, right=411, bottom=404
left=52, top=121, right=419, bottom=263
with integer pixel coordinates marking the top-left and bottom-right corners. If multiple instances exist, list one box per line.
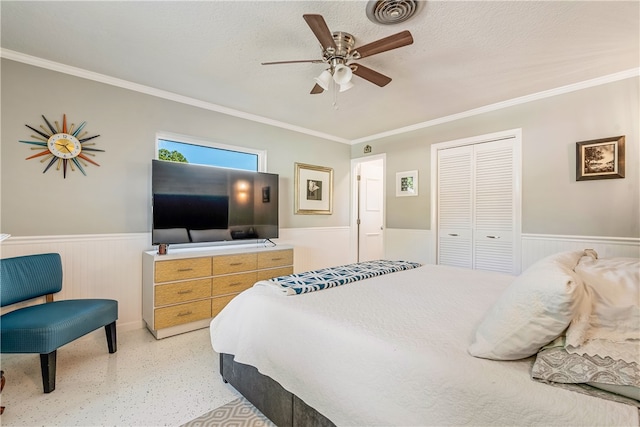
left=339, top=80, right=354, bottom=92
left=332, top=63, right=353, bottom=85
left=263, top=14, right=413, bottom=97
left=314, top=70, right=332, bottom=90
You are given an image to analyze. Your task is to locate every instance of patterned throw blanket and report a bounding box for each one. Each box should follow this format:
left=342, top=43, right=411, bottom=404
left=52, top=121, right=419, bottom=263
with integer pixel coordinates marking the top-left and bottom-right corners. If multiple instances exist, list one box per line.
left=255, top=259, right=422, bottom=295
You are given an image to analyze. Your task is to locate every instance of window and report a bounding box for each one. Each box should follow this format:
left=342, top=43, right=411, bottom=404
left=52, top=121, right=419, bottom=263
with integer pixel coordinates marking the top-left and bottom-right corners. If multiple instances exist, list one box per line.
left=155, top=132, right=266, bottom=172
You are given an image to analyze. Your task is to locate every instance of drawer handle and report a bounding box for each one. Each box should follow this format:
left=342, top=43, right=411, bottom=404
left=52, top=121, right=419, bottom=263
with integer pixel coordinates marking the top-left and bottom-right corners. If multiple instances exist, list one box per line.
left=228, top=282, right=242, bottom=287
left=177, top=310, right=193, bottom=317
left=177, top=268, right=194, bottom=272
left=229, top=262, right=243, bottom=266
left=177, top=290, right=193, bottom=295
left=271, top=257, right=284, bottom=261
left=448, top=233, right=459, bottom=236
left=486, top=235, right=501, bottom=239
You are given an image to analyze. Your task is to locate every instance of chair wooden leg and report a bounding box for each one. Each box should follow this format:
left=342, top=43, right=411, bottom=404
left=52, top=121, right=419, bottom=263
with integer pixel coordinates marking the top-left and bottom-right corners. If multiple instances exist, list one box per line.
left=40, top=351, right=56, bottom=393
left=1, top=370, right=5, bottom=414
left=105, top=321, right=117, bottom=353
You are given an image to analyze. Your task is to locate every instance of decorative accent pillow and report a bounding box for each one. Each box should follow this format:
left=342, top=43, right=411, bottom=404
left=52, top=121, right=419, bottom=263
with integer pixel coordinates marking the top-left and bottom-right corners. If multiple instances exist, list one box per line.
left=468, top=251, right=587, bottom=360
left=532, top=344, right=639, bottom=402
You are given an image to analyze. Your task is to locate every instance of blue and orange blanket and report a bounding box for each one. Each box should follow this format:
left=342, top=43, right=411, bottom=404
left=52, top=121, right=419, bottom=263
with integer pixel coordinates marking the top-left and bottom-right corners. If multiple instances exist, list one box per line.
left=256, top=259, right=421, bottom=295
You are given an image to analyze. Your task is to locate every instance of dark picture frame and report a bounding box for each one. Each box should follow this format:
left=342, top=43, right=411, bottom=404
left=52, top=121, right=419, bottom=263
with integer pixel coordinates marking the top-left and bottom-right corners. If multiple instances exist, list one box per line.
left=576, top=136, right=625, bottom=181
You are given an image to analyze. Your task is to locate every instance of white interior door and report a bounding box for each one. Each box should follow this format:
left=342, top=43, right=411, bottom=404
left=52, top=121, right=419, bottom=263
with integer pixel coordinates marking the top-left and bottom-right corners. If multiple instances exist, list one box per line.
left=353, top=157, right=385, bottom=262
left=437, top=145, right=473, bottom=268
left=473, top=140, right=516, bottom=273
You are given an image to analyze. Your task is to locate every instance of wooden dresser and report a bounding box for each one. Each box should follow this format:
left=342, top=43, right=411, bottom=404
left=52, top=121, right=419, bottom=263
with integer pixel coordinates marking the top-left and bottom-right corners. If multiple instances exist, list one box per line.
left=142, top=244, right=293, bottom=339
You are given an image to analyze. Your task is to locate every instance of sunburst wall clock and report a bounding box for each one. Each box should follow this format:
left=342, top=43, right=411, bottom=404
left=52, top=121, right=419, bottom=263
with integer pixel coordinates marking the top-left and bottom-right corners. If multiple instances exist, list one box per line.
left=20, top=114, right=104, bottom=178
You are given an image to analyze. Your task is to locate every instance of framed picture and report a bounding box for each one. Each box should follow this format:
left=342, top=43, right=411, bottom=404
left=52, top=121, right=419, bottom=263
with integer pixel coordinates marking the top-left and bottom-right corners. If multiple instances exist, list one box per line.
left=576, top=136, right=625, bottom=181
left=396, top=170, right=418, bottom=197
left=294, top=162, right=333, bottom=214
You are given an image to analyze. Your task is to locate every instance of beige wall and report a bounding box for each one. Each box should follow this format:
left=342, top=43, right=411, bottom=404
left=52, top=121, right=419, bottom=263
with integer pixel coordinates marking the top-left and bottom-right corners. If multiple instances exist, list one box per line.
left=3, top=59, right=637, bottom=240
left=352, top=77, right=639, bottom=238
left=1, top=59, right=351, bottom=237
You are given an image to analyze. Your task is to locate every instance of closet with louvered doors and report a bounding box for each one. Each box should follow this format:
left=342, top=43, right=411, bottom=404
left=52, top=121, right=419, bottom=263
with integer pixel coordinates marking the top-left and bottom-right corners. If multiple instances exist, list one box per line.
left=436, top=136, right=520, bottom=274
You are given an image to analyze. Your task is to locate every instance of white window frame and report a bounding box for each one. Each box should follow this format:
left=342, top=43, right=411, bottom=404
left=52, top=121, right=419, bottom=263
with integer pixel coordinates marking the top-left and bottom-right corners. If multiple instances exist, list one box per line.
left=155, top=131, right=267, bottom=172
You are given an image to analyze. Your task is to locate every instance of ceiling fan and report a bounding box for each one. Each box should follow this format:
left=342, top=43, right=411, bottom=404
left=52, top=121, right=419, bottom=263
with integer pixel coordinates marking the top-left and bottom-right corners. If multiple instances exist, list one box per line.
left=261, top=14, right=414, bottom=94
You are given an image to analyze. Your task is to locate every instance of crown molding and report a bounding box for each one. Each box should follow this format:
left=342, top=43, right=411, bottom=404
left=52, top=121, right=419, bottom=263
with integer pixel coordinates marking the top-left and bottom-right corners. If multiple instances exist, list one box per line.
left=351, top=68, right=640, bottom=144
left=0, top=49, right=350, bottom=145
left=3, top=48, right=637, bottom=146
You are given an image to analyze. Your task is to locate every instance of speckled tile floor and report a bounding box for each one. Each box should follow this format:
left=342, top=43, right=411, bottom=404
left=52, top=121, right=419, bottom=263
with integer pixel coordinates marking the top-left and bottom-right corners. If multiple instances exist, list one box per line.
left=0, top=327, right=241, bottom=426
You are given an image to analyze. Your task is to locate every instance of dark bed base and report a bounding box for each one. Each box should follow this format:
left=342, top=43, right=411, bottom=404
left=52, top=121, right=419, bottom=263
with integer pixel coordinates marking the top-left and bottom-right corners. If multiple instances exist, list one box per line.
left=220, top=353, right=335, bottom=427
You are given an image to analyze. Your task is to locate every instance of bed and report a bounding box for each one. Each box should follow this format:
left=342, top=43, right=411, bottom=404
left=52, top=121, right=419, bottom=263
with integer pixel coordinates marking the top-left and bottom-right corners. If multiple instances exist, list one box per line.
left=210, top=252, right=639, bottom=426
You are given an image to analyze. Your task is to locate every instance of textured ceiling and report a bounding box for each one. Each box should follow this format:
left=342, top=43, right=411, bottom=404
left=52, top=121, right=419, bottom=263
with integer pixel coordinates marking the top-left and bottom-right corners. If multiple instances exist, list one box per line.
left=1, top=1, right=638, bottom=143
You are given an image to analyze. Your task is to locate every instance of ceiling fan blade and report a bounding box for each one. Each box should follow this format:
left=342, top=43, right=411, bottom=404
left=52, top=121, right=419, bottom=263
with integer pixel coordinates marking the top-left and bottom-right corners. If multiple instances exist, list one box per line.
left=354, top=30, right=413, bottom=59
left=303, top=14, right=336, bottom=51
left=310, top=84, right=325, bottom=94
left=261, top=59, right=324, bottom=65
left=352, top=64, right=392, bottom=87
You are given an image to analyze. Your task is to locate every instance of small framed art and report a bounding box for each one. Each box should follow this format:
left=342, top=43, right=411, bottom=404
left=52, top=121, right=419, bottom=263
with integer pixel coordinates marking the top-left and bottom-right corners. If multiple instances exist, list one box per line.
left=396, top=170, right=418, bottom=197
left=576, top=136, right=625, bottom=181
left=294, top=162, right=333, bottom=214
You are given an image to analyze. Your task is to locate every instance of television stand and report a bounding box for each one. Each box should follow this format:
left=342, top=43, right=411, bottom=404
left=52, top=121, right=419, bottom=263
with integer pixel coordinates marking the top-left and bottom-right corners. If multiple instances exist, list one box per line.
left=142, top=244, right=293, bottom=339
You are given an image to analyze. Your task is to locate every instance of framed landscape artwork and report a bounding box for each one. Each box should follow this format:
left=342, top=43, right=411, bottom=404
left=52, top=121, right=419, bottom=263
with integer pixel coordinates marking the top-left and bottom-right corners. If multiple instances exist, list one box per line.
left=294, top=162, right=333, bottom=214
left=576, top=136, right=625, bottom=181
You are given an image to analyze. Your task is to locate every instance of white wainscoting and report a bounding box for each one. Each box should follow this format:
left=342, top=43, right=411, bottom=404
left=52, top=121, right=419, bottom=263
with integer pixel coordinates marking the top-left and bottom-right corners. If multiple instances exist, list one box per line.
left=276, top=226, right=353, bottom=271
left=521, top=234, right=640, bottom=270
left=0, top=227, right=352, bottom=331
left=384, top=228, right=435, bottom=264
left=1, top=233, right=150, bottom=331
left=2, top=229, right=635, bottom=331
left=385, top=229, right=640, bottom=272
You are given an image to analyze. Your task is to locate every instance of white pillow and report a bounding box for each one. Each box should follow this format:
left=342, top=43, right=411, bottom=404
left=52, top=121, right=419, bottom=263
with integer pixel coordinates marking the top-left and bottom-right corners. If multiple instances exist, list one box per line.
left=468, top=251, right=587, bottom=360
left=565, top=255, right=640, bottom=363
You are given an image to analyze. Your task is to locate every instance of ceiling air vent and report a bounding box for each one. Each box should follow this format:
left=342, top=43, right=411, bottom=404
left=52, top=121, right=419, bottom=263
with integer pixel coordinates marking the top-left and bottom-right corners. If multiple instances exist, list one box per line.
left=366, top=0, right=423, bottom=25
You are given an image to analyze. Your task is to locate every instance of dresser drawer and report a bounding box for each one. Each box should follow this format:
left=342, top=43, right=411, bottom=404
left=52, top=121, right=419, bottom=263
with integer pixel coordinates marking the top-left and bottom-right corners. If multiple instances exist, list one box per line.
left=257, top=250, right=293, bottom=269
left=154, top=299, right=211, bottom=329
left=213, top=271, right=257, bottom=296
left=256, top=266, right=293, bottom=281
left=213, top=253, right=257, bottom=274
left=155, top=279, right=212, bottom=306
left=155, top=257, right=211, bottom=283
left=211, top=294, right=237, bottom=317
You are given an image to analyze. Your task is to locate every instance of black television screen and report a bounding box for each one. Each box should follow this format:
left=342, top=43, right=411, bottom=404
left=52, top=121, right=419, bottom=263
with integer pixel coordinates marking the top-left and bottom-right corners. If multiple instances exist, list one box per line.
left=152, top=160, right=279, bottom=245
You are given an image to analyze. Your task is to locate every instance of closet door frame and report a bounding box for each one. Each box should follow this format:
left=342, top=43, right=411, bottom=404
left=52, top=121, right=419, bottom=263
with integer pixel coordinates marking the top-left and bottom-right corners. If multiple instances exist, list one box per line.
left=430, top=128, right=523, bottom=274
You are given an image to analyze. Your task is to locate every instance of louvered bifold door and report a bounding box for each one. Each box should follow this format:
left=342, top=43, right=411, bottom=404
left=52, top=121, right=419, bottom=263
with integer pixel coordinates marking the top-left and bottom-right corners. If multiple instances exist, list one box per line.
left=437, top=139, right=517, bottom=273
left=473, top=140, right=515, bottom=273
left=437, top=145, right=473, bottom=268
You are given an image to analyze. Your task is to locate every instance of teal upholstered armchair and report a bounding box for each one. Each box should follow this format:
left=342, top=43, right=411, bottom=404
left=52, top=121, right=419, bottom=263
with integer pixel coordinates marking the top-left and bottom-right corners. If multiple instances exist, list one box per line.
left=0, top=253, right=118, bottom=393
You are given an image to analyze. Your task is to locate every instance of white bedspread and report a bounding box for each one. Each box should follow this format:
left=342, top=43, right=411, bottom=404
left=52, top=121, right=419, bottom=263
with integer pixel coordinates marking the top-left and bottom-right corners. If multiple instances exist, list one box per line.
left=210, top=264, right=639, bottom=426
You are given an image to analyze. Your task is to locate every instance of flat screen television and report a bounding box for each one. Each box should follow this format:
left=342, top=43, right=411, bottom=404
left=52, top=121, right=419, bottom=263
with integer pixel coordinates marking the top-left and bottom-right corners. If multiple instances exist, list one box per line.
left=152, top=160, right=279, bottom=245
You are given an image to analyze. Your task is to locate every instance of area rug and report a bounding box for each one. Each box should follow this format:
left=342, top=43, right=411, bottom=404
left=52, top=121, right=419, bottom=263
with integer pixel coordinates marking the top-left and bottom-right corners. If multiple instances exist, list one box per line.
left=181, top=397, right=275, bottom=427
